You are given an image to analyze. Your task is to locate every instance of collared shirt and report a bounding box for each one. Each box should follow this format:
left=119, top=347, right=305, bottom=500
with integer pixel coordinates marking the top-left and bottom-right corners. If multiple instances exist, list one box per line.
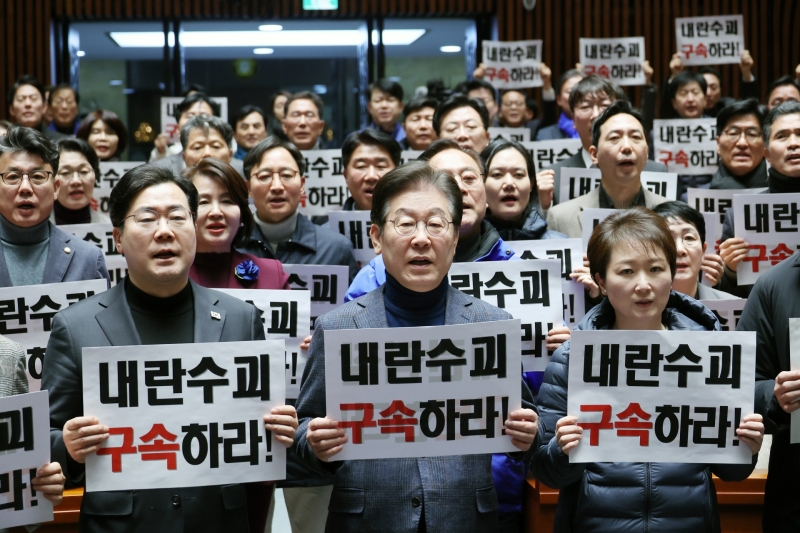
left=598, top=184, right=647, bottom=209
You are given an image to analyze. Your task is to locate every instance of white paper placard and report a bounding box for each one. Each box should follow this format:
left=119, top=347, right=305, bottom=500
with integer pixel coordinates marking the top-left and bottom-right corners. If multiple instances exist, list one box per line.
left=581, top=208, right=618, bottom=252
left=160, top=96, right=228, bottom=144
left=488, top=127, right=531, bottom=143
left=297, top=149, right=351, bottom=217
left=580, top=37, right=646, bottom=86
left=687, top=187, right=768, bottom=241
left=559, top=167, right=602, bottom=204
left=699, top=299, right=745, bottom=332
left=641, top=171, right=678, bottom=201
left=95, top=162, right=146, bottom=215
left=568, top=329, right=756, bottom=464
left=676, top=15, right=745, bottom=66
left=83, top=341, right=286, bottom=492
left=482, top=40, right=543, bottom=89
left=789, top=318, right=800, bottom=444
left=522, top=140, right=583, bottom=174
left=283, top=264, right=348, bottom=330
left=653, top=119, right=718, bottom=175
left=449, top=260, right=562, bottom=371
left=399, top=150, right=423, bottom=165
left=328, top=211, right=377, bottom=270
left=324, top=320, right=522, bottom=460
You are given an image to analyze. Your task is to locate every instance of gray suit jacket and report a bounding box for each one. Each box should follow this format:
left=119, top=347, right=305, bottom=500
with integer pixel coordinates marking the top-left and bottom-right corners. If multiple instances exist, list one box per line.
left=293, top=286, right=538, bottom=533
left=545, top=186, right=670, bottom=239
left=0, top=336, right=27, bottom=397
left=0, top=222, right=109, bottom=287
left=42, top=280, right=266, bottom=533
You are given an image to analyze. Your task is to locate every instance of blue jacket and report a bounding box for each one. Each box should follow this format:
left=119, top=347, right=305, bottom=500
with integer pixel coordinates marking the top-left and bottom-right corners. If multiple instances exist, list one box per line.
left=531, top=292, right=757, bottom=533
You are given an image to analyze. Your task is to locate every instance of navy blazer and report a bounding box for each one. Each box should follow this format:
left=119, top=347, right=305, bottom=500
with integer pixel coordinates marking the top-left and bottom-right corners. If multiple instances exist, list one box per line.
left=293, top=286, right=539, bottom=533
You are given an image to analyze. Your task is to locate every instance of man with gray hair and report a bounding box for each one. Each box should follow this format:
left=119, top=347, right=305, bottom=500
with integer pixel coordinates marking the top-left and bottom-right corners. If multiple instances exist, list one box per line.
left=152, top=115, right=245, bottom=177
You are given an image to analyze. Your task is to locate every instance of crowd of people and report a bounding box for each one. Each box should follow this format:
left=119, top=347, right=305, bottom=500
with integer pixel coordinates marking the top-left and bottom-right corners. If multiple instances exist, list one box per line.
left=1, top=46, right=800, bottom=533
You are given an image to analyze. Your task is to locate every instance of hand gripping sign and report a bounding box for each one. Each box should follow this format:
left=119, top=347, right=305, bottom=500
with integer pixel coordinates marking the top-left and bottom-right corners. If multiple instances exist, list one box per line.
left=296, top=149, right=351, bottom=217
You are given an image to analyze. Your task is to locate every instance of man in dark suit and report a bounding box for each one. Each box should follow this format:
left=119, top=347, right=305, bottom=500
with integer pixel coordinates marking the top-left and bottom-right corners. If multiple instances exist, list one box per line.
left=534, top=69, right=584, bottom=141
left=42, top=165, right=298, bottom=532
left=0, top=125, right=108, bottom=287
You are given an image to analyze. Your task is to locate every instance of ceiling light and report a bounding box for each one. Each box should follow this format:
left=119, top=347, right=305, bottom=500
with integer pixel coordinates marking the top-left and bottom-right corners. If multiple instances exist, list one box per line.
left=253, top=48, right=274, bottom=55
left=258, top=24, right=283, bottom=32
left=440, top=45, right=461, bottom=53
left=76, top=50, right=86, bottom=57
left=371, top=29, right=426, bottom=46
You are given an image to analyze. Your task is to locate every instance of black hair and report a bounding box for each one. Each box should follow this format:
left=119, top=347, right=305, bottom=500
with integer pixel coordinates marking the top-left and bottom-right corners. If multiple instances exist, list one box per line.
left=480, top=138, right=537, bottom=195
left=698, top=66, right=722, bottom=82
left=716, top=98, right=767, bottom=135
left=57, top=138, right=100, bottom=179
left=556, top=69, right=584, bottom=94
left=763, top=100, right=800, bottom=146
left=464, top=79, right=497, bottom=102
left=341, top=129, right=402, bottom=169
left=419, top=138, right=486, bottom=176
left=432, top=95, right=490, bottom=136
left=767, top=76, right=800, bottom=102
left=369, top=79, right=404, bottom=102
left=173, top=92, right=220, bottom=121
left=231, top=105, right=266, bottom=129
left=653, top=201, right=707, bottom=243
left=0, top=125, right=60, bottom=174
left=268, top=90, right=293, bottom=118
left=183, top=83, right=208, bottom=96
left=109, top=165, right=198, bottom=228
left=404, top=97, right=440, bottom=121
left=591, top=100, right=646, bottom=148
left=667, top=71, right=708, bottom=102
left=76, top=109, right=129, bottom=158
left=243, top=136, right=307, bottom=180
left=179, top=115, right=234, bottom=150
left=283, top=91, right=324, bottom=119
left=6, top=75, right=45, bottom=106
left=47, top=83, right=80, bottom=106
left=568, top=75, right=628, bottom=112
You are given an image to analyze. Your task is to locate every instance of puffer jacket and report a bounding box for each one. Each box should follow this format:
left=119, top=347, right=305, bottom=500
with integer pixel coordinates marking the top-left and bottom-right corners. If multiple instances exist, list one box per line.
left=486, top=202, right=567, bottom=242
left=531, top=291, right=757, bottom=533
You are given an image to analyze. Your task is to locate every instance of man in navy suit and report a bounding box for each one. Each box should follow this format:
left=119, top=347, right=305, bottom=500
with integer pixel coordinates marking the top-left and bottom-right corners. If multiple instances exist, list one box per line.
left=0, top=125, right=108, bottom=287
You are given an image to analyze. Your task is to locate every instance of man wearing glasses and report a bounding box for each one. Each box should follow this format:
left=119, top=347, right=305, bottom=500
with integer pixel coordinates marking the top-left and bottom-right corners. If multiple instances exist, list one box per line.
left=709, top=99, right=769, bottom=190
left=0, top=125, right=109, bottom=287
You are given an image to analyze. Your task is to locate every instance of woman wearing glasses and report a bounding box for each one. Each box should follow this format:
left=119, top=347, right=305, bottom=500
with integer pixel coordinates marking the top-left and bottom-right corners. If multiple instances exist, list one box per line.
left=184, top=158, right=289, bottom=291
left=50, top=138, right=110, bottom=225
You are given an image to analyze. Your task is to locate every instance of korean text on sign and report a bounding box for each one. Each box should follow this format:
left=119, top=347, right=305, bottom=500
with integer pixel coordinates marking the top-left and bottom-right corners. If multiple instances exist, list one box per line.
left=482, top=40, right=543, bottom=89
left=0, top=391, right=54, bottom=529
left=160, top=96, right=228, bottom=144
left=676, top=15, right=745, bottom=66
left=83, top=341, right=287, bottom=492
left=61, top=223, right=129, bottom=287
left=283, top=264, right=348, bottom=331
left=324, top=320, right=522, bottom=460
left=328, top=211, right=376, bottom=269
left=95, top=162, right=144, bottom=215
left=297, top=149, right=351, bottom=217
left=687, top=187, right=768, bottom=241
left=448, top=260, right=562, bottom=371
left=654, top=119, right=719, bottom=175
left=488, top=128, right=531, bottom=143
left=700, top=299, right=746, bottom=333
left=732, top=192, right=800, bottom=285
left=580, top=37, right=646, bottom=86
left=568, top=330, right=756, bottom=464
left=522, top=140, right=582, bottom=174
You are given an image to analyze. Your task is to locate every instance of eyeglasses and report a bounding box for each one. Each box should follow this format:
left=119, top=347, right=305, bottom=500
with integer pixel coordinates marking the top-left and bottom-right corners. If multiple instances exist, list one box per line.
left=452, top=170, right=484, bottom=189
left=575, top=102, right=611, bottom=117
left=502, top=100, right=526, bottom=109
left=252, top=169, right=300, bottom=184
left=58, top=169, right=94, bottom=181
left=674, top=234, right=702, bottom=248
left=722, top=127, right=762, bottom=142
left=0, top=170, right=53, bottom=186
left=388, top=216, right=453, bottom=237
left=124, top=207, right=192, bottom=231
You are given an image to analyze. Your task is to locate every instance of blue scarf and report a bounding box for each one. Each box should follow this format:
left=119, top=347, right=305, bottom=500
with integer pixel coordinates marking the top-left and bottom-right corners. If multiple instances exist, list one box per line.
left=558, top=111, right=579, bottom=139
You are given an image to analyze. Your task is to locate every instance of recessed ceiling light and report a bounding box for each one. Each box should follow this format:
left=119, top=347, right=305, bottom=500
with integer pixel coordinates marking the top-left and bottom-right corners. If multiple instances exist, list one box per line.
left=440, top=45, right=461, bottom=53
left=76, top=50, right=86, bottom=57
left=258, top=24, right=283, bottom=32
left=254, top=48, right=274, bottom=55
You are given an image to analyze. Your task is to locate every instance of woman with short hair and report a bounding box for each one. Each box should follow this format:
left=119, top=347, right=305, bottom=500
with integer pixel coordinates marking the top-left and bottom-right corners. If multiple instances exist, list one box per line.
left=76, top=109, right=128, bottom=161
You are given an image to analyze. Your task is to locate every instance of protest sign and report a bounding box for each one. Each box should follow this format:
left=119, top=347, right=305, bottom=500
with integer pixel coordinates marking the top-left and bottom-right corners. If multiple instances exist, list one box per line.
left=580, top=37, right=646, bottom=86
left=83, top=341, right=286, bottom=492
left=160, top=96, right=228, bottom=144
left=558, top=169, right=677, bottom=203
left=700, top=299, right=746, bottom=332
left=568, top=329, right=756, bottom=463
left=676, top=15, right=745, bottom=66
left=58, top=223, right=131, bottom=287
left=0, top=280, right=108, bottom=391
left=296, top=149, right=351, bottom=217
left=449, top=260, right=562, bottom=371
left=328, top=211, right=376, bottom=269
left=325, top=320, right=522, bottom=460
left=688, top=187, right=768, bottom=233
left=732, top=193, right=800, bottom=285
left=95, top=162, right=145, bottom=215
left=654, top=119, right=718, bottom=175
left=522, top=140, right=583, bottom=174
left=0, top=391, right=53, bottom=528
left=581, top=208, right=617, bottom=251
left=641, top=171, right=678, bottom=201
left=488, top=127, right=531, bottom=143
left=506, top=239, right=586, bottom=326
left=789, top=318, right=800, bottom=444
left=214, top=289, right=310, bottom=399
left=283, top=264, right=348, bottom=330
left=482, top=40, right=543, bottom=89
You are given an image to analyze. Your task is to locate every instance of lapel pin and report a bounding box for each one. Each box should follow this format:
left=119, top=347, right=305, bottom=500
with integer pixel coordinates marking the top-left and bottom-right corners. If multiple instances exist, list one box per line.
left=64, top=247, right=71, bottom=254
left=211, top=311, right=221, bottom=320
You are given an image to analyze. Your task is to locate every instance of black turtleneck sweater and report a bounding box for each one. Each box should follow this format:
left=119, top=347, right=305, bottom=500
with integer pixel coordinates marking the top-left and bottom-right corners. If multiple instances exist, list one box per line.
left=383, top=272, right=448, bottom=328
left=455, top=220, right=504, bottom=263
left=767, top=166, right=800, bottom=194
left=53, top=201, right=92, bottom=225
left=125, top=278, right=194, bottom=344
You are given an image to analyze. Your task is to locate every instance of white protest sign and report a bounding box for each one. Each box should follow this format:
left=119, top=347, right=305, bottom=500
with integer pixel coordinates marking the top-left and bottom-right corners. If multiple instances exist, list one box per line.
left=581, top=208, right=617, bottom=252
left=0, top=391, right=53, bottom=529
left=59, top=224, right=131, bottom=286
left=96, top=162, right=145, bottom=215
left=297, top=149, right=351, bottom=217
left=641, top=171, right=678, bottom=201
left=568, top=329, right=756, bottom=464
left=283, top=264, right=348, bottom=330
left=676, top=15, right=745, bottom=66
left=733, top=193, right=800, bottom=285
left=700, top=299, right=745, bottom=332
left=522, top=140, right=583, bottom=174
left=506, top=239, right=586, bottom=326
left=324, top=320, right=522, bottom=460
left=701, top=211, right=719, bottom=287
left=0, top=280, right=108, bottom=391
left=214, top=289, right=310, bottom=400
left=160, top=96, right=228, bottom=144
left=488, top=127, right=531, bottom=143
left=654, top=119, right=718, bottom=175
left=687, top=187, right=768, bottom=241
left=83, top=341, right=286, bottom=492
left=580, top=37, right=646, bottom=86
left=328, top=211, right=376, bottom=269
left=482, top=40, right=543, bottom=89
left=449, top=260, right=562, bottom=371
left=789, top=318, right=800, bottom=444
left=399, top=150, right=423, bottom=165
left=559, top=167, right=601, bottom=204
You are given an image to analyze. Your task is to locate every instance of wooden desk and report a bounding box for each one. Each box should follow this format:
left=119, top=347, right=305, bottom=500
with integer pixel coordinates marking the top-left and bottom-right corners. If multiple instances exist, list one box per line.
left=10, top=488, right=83, bottom=533
left=524, top=469, right=768, bottom=533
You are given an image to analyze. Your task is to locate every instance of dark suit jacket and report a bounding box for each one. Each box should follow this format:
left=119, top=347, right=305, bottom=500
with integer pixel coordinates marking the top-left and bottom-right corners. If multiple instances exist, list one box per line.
left=42, top=280, right=266, bottom=533
left=0, top=222, right=109, bottom=287
left=293, top=286, right=538, bottom=533
left=535, top=123, right=570, bottom=141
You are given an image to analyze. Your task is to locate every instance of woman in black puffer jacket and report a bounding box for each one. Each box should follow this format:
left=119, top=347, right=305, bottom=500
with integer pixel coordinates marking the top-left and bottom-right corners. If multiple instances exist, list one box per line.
left=531, top=207, right=764, bottom=533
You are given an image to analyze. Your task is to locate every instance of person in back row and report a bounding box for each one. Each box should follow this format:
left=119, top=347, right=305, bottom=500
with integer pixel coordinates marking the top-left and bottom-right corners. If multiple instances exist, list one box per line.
left=434, top=95, right=492, bottom=154
left=709, top=98, right=769, bottom=190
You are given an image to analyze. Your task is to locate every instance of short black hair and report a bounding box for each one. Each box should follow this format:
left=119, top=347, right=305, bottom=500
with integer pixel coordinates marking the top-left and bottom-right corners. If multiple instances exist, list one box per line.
left=342, top=129, right=402, bottom=169
left=48, top=83, right=80, bottom=106
left=0, top=125, right=60, bottom=174
left=6, top=75, right=45, bottom=106
left=698, top=66, right=722, bottom=82
left=183, top=83, right=208, bottom=96
left=369, top=79, right=404, bottom=102
left=716, top=98, right=767, bottom=135
left=433, top=95, right=490, bottom=136
left=179, top=115, right=234, bottom=150
left=284, top=91, right=324, bottom=119
left=480, top=138, right=537, bottom=195
left=569, top=75, right=628, bottom=111
left=231, top=105, right=266, bottom=130
left=108, top=165, right=198, bottom=229
left=763, top=100, right=800, bottom=146
left=173, top=92, right=220, bottom=121
left=556, top=69, right=584, bottom=94
left=404, top=97, right=439, bottom=121
left=419, top=139, right=486, bottom=176
left=767, top=75, right=800, bottom=101
left=243, top=136, right=307, bottom=180
left=464, top=79, right=497, bottom=102
left=58, top=138, right=100, bottom=179
left=591, top=100, right=646, bottom=148
left=653, top=201, right=707, bottom=243
left=668, top=71, right=708, bottom=102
